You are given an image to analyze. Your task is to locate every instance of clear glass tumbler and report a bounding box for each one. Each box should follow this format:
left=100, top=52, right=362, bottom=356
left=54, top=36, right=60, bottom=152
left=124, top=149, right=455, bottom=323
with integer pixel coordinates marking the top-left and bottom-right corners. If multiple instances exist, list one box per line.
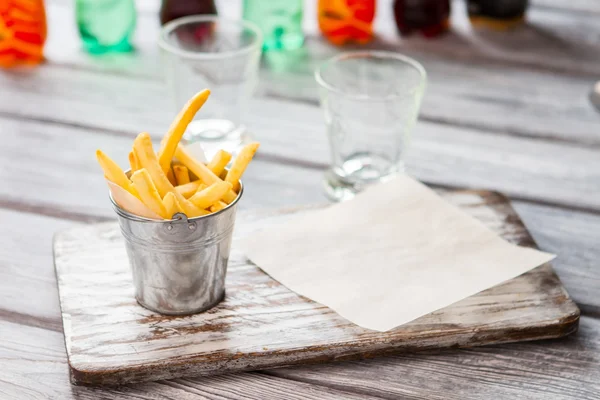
left=315, top=51, right=427, bottom=201
left=159, top=16, right=262, bottom=156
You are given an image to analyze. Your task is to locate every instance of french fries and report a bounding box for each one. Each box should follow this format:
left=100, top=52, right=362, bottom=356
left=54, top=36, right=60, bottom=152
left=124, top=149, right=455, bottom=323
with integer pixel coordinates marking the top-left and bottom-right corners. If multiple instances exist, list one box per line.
left=189, top=181, right=232, bottom=209
left=157, top=89, right=210, bottom=174
left=175, top=145, right=238, bottom=204
left=166, top=167, right=177, bottom=186
left=130, top=169, right=168, bottom=218
left=209, top=201, right=227, bottom=213
left=207, top=150, right=232, bottom=176
left=128, top=151, right=139, bottom=173
left=163, top=192, right=183, bottom=218
left=225, top=142, right=260, bottom=192
left=175, top=180, right=202, bottom=198
left=173, top=165, right=190, bottom=185
left=133, top=132, right=208, bottom=218
left=96, top=150, right=139, bottom=199
left=96, top=90, right=258, bottom=220
left=133, top=132, right=173, bottom=198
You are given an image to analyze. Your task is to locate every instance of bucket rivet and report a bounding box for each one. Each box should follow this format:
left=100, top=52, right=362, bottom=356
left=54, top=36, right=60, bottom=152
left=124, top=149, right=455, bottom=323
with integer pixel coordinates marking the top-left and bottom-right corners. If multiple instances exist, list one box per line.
left=188, top=224, right=196, bottom=231
left=167, top=225, right=173, bottom=231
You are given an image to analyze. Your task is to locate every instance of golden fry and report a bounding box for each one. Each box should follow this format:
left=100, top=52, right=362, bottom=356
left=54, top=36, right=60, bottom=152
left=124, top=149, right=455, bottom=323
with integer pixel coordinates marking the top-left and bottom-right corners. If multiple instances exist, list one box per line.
left=163, top=192, right=183, bottom=219
left=189, top=181, right=232, bottom=209
left=175, top=180, right=202, bottom=198
left=133, top=132, right=208, bottom=217
left=157, top=89, right=211, bottom=174
left=209, top=201, right=227, bottom=213
left=207, top=150, right=232, bottom=176
left=128, top=151, right=139, bottom=173
left=133, top=132, right=172, bottom=198
left=130, top=169, right=168, bottom=218
left=175, top=144, right=238, bottom=204
left=166, top=167, right=177, bottom=186
left=96, top=149, right=139, bottom=199
left=173, top=165, right=190, bottom=185
left=226, top=142, right=260, bottom=192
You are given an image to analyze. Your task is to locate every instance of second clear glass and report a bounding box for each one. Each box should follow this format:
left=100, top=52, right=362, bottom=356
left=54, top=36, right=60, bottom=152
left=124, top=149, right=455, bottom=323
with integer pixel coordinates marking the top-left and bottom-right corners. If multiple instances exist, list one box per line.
left=159, top=16, right=262, bottom=156
left=315, top=51, right=427, bottom=201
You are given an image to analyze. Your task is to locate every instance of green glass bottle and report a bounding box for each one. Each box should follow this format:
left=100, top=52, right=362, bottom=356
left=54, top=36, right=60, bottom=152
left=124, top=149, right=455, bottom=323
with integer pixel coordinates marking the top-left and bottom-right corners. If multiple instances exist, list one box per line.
left=242, top=0, right=304, bottom=51
left=75, top=0, right=136, bottom=54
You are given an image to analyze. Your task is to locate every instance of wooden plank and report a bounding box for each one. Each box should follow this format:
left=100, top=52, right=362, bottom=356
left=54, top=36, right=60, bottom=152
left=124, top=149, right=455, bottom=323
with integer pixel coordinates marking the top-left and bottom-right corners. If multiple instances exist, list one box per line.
left=0, top=116, right=326, bottom=219
left=1, top=194, right=599, bottom=328
left=511, top=201, right=600, bottom=316
left=0, top=205, right=595, bottom=398
left=54, top=191, right=578, bottom=386
left=257, top=40, right=600, bottom=146
left=13, top=13, right=600, bottom=147
left=533, top=0, right=600, bottom=14
left=245, top=99, right=600, bottom=211
left=0, top=320, right=378, bottom=400
left=1, top=193, right=599, bottom=328
left=2, top=82, right=600, bottom=211
left=0, top=113, right=599, bottom=320
left=267, top=316, right=600, bottom=400
left=0, top=209, right=75, bottom=331
left=25, top=1, right=600, bottom=147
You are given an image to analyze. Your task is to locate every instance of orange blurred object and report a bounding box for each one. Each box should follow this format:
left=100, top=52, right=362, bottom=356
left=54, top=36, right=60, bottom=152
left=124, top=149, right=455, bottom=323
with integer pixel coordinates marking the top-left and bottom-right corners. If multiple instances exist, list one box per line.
left=318, top=0, right=375, bottom=45
left=0, top=0, right=47, bottom=67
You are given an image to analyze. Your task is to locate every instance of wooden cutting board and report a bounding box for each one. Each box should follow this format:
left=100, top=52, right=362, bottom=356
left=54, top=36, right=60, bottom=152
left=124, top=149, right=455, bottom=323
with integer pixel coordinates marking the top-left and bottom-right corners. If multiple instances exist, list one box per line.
left=53, top=189, right=580, bottom=387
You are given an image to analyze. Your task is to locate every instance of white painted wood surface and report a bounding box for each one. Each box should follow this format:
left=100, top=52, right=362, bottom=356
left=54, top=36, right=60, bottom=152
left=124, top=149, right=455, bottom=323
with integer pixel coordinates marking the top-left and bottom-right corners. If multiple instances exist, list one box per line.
left=2, top=0, right=600, bottom=398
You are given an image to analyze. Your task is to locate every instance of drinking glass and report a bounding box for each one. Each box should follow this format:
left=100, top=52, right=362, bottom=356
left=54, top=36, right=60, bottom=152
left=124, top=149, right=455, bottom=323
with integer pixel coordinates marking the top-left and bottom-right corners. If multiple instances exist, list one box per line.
left=159, top=16, right=262, bottom=156
left=315, top=51, right=427, bottom=201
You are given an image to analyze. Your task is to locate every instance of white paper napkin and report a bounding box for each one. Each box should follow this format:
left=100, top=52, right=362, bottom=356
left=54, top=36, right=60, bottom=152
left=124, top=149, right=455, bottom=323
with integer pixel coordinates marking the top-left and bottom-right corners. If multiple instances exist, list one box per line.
left=239, top=175, right=555, bottom=332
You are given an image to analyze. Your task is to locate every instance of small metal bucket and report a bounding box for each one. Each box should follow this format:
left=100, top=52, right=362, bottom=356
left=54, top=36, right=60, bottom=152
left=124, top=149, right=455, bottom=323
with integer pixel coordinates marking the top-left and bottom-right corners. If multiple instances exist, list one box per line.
left=110, top=184, right=242, bottom=315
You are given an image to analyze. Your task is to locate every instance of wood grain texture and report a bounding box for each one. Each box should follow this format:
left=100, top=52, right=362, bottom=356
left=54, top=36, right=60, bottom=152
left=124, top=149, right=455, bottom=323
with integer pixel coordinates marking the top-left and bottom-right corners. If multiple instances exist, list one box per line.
left=511, top=201, right=600, bottom=316
left=4, top=29, right=600, bottom=149
left=533, top=0, right=600, bottom=14
left=267, top=316, right=600, bottom=400
left=2, top=2, right=593, bottom=149
left=0, top=204, right=594, bottom=399
left=257, top=39, right=600, bottom=147
left=0, top=1, right=597, bottom=398
left=0, top=320, right=380, bottom=400
left=0, top=116, right=327, bottom=220
left=2, top=92, right=600, bottom=213
left=0, top=209, right=76, bottom=331
left=54, top=190, right=578, bottom=386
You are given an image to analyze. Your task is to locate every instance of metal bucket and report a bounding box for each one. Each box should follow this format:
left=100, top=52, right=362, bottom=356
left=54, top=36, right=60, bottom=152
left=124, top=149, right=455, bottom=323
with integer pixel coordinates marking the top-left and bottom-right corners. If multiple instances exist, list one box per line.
left=110, top=184, right=242, bottom=315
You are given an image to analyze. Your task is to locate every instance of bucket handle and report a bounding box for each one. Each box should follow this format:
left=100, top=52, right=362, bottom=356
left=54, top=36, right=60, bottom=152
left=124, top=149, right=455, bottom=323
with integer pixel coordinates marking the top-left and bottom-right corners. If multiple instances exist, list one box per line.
left=164, top=212, right=197, bottom=234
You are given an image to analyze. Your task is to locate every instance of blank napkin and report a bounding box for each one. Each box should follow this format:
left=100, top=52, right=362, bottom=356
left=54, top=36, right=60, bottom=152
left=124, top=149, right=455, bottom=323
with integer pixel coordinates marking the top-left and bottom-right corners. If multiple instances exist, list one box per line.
left=239, top=175, right=555, bottom=332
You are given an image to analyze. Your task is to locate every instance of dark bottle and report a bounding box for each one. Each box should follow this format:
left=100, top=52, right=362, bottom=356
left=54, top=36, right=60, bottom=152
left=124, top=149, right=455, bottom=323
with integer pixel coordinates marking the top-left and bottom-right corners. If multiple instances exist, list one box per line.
left=160, top=0, right=217, bottom=25
left=467, top=0, right=528, bottom=30
left=393, top=0, right=450, bottom=38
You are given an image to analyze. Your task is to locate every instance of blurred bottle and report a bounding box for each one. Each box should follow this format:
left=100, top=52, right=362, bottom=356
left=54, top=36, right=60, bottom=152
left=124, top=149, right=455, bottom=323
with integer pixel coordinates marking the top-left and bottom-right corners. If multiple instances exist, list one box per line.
left=318, top=0, right=375, bottom=45
left=160, top=0, right=217, bottom=26
left=243, top=0, right=304, bottom=51
left=393, top=0, right=450, bottom=38
left=0, top=0, right=47, bottom=67
left=468, top=0, right=529, bottom=30
left=76, top=0, right=136, bottom=54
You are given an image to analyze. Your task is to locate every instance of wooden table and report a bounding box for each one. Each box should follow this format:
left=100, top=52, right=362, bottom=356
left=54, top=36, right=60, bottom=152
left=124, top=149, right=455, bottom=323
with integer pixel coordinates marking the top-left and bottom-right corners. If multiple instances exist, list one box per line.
left=2, top=0, right=599, bottom=399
